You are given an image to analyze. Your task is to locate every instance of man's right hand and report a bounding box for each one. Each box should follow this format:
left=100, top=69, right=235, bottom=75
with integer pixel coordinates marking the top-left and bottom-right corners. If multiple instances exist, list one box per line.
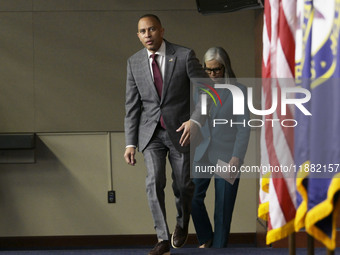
left=124, top=147, right=137, bottom=166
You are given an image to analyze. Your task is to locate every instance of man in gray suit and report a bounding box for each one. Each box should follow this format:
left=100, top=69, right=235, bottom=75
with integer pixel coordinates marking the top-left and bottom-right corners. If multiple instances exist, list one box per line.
left=123, top=14, right=208, bottom=255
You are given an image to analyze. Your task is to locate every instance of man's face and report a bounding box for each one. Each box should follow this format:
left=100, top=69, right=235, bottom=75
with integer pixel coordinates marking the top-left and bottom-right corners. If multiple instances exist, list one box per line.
left=137, top=17, right=164, bottom=53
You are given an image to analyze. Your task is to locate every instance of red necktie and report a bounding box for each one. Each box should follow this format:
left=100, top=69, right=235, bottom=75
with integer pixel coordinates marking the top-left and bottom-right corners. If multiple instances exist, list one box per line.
left=151, top=54, right=166, bottom=129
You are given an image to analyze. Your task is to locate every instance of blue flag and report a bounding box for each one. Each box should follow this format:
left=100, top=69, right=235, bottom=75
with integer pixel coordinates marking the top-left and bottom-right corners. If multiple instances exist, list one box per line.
left=295, top=0, right=340, bottom=250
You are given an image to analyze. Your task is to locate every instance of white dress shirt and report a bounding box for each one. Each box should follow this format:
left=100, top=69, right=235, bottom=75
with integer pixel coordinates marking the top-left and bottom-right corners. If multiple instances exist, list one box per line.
left=147, top=40, right=166, bottom=81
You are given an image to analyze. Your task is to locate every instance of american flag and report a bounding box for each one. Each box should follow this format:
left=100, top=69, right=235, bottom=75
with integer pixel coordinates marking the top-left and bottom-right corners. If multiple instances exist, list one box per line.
left=259, top=0, right=297, bottom=244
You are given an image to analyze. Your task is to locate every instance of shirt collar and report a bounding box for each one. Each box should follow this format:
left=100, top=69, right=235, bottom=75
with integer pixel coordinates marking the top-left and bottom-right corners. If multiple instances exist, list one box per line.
left=147, top=40, right=166, bottom=58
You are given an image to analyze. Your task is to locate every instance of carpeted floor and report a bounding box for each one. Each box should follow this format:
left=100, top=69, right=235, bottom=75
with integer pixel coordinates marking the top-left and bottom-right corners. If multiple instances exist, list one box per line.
left=0, top=247, right=337, bottom=255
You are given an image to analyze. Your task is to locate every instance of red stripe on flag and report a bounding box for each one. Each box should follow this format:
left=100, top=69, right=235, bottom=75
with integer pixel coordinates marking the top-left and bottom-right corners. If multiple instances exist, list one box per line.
left=278, top=4, right=295, bottom=76
left=275, top=82, right=294, bottom=155
left=265, top=0, right=272, bottom=40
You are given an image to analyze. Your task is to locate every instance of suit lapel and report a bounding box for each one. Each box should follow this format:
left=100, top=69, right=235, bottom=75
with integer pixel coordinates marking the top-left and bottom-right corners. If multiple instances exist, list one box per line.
left=211, top=88, right=231, bottom=118
left=162, top=41, right=176, bottom=103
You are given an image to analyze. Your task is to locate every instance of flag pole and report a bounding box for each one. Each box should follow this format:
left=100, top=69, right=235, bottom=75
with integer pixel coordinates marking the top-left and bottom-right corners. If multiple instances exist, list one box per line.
left=288, top=232, right=296, bottom=255
left=307, top=234, right=314, bottom=255
left=326, top=249, right=334, bottom=255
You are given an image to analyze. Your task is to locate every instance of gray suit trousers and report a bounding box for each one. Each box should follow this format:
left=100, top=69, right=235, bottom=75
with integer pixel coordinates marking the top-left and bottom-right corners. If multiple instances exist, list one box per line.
left=143, top=127, right=194, bottom=241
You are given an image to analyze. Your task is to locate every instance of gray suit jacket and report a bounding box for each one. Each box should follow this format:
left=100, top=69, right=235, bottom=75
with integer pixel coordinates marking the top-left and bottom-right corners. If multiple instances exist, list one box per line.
left=194, top=83, right=251, bottom=164
left=124, top=40, right=208, bottom=153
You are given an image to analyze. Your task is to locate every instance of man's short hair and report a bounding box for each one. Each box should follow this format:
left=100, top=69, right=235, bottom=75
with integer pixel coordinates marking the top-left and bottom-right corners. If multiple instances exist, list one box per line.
left=139, top=14, right=162, bottom=26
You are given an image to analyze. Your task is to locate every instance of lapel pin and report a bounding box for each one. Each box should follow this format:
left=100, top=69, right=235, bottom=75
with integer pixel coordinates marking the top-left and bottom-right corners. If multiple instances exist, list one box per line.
left=169, top=58, right=173, bottom=62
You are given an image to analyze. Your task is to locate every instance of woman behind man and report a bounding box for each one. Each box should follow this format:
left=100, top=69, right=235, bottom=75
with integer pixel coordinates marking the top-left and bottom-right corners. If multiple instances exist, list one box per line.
left=191, top=47, right=251, bottom=248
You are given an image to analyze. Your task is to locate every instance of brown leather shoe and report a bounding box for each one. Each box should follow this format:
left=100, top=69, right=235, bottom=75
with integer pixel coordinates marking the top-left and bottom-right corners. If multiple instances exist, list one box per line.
left=148, top=240, right=170, bottom=255
left=171, top=224, right=188, bottom=248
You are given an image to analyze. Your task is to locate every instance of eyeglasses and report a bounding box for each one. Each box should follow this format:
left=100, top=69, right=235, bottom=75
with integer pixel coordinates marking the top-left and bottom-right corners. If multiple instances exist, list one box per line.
left=204, top=66, right=224, bottom=74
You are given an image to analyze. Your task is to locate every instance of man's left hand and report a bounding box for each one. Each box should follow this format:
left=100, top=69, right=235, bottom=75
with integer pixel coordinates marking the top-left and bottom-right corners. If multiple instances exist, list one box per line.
left=176, top=120, right=199, bottom=147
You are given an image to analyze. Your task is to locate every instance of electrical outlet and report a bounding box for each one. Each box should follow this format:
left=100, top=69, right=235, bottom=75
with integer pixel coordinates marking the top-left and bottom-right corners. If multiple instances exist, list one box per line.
left=108, top=190, right=116, bottom=203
